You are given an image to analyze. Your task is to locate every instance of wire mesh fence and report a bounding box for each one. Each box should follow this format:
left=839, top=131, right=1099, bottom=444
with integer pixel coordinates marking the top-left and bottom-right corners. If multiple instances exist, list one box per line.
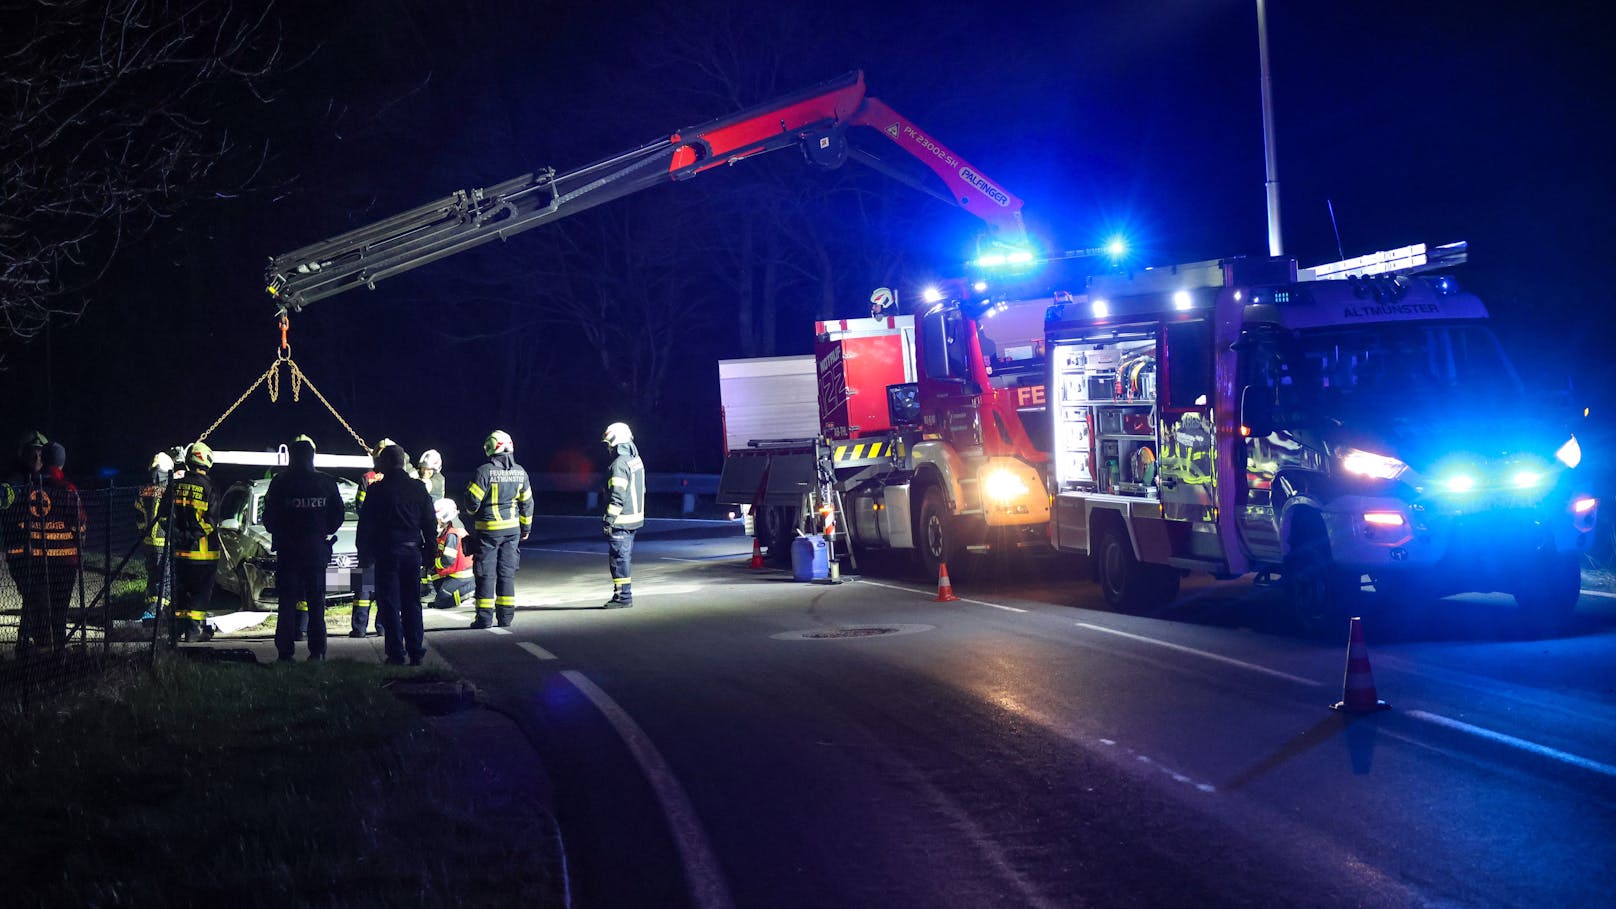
left=2, top=484, right=159, bottom=706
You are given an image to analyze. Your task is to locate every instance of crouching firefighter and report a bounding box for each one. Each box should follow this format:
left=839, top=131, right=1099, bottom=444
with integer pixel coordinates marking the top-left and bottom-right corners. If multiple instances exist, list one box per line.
left=462, top=430, right=532, bottom=628
left=429, top=498, right=475, bottom=608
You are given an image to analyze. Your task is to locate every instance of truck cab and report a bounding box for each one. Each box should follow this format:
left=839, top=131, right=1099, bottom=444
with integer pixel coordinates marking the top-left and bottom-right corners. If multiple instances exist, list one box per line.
left=1046, top=250, right=1597, bottom=634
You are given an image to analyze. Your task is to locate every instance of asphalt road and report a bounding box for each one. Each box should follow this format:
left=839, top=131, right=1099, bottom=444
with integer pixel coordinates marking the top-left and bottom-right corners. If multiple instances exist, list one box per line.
left=429, top=517, right=1616, bottom=909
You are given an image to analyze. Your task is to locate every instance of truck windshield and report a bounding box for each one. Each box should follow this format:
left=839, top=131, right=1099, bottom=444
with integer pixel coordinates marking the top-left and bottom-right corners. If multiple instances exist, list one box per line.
left=1281, top=321, right=1523, bottom=408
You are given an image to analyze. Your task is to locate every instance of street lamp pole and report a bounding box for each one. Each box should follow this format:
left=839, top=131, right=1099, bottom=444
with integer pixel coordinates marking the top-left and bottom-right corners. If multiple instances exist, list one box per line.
left=1256, top=0, right=1283, bottom=256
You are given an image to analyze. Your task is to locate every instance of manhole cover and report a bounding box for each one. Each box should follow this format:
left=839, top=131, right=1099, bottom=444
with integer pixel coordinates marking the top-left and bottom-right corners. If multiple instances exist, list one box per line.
left=771, top=624, right=934, bottom=641
left=805, top=627, right=899, bottom=639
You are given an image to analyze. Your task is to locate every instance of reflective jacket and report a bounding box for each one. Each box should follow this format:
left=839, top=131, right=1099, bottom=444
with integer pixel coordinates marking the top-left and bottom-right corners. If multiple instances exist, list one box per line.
left=434, top=519, right=474, bottom=579
left=135, top=481, right=168, bottom=549
left=463, top=454, right=533, bottom=536
left=164, top=472, right=220, bottom=561
left=4, top=469, right=85, bottom=563
left=603, top=442, right=646, bottom=532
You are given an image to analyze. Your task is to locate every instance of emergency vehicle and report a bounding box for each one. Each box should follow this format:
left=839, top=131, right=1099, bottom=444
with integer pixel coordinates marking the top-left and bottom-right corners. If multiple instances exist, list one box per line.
left=1043, top=244, right=1597, bottom=634
left=717, top=283, right=1052, bottom=578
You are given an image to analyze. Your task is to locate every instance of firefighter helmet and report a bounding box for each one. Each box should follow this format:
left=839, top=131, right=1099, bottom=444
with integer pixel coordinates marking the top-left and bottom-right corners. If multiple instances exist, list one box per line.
left=374, top=438, right=396, bottom=455
left=603, top=422, right=633, bottom=446
left=17, top=430, right=46, bottom=456
left=484, top=430, right=513, bottom=456
left=292, top=433, right=317, bottom=453
left=434, top=498, right=459, bottom=525
left=150, top=451, right=175, bottom=474
left=185, top=442, right=214, bottom=470
left=418, top=449, right=442, bottom=472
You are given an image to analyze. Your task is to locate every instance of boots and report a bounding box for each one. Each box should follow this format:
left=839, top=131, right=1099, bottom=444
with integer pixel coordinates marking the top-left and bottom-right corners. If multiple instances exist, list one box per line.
left=603, top=583, right=633, bottom=609
left=495, top=605, right=515, bottom=628
left=468, top=607, right=493, bottom=629
left=295, top=603, right=309, bottom=641
left=349, top=604, right=370, bottom=639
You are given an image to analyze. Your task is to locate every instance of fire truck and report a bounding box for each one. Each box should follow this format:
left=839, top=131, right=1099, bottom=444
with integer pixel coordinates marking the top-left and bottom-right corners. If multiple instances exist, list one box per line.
left=1042, top=244, right=1598, bottom=634
left=717, top=268, right=1057, bottom=579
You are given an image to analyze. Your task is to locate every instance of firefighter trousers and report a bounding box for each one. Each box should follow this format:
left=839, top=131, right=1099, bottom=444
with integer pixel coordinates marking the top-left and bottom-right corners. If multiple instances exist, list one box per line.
left=608, top=528, right=636, bottom=602
left=473, top=531, right=520, bottom=626
left=431, top=573, right=474, bottom=609
left=172, top=558, right=217, bottom=642
left=142, top=547, right=170, bottom=619
left=275, top=557, right=328, bottom=661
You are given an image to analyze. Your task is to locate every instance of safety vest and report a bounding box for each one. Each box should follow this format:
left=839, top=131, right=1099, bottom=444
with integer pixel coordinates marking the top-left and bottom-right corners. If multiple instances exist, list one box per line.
left=435, top=525, right=473, bottom=579
left=4, top=479, right=83, bottom=561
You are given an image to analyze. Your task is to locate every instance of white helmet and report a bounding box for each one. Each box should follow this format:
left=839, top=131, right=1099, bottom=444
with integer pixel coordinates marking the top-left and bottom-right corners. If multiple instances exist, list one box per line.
left=603, top=422, right=633, bottom=446
left=150, top=451, right=175, bottom=474
left=434, top=498, right=459, bottom=525
left=418, top=449, right=442, bottom=472
left=484, top=430, right=514, bottom=456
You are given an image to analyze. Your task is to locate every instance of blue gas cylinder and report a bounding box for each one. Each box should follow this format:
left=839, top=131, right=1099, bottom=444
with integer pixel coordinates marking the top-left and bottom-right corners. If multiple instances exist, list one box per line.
left=790, top=535, right=829, bottom=582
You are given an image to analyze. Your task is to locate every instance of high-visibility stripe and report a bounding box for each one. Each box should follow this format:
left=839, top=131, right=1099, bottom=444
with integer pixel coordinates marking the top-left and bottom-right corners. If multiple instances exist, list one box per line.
left=613, top=577, right=631, bottom=586
left=617, top=511, right=643, bottom=523
left=476, top=517, right=520, bottom=531
left=476, top=597, right=494, bottom=609
left=466, top=482, right=485, bottom=499
left=606, top=504, right=623, bottom=516
left=176, top=550, right=220, bottom=561
left=495, top=595, right=516, bottom=606
left=609, top=477, right=629, bottom=488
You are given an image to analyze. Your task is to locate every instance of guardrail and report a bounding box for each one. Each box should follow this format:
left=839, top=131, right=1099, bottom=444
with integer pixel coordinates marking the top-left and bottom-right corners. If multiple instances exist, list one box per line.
left=527, top=473, right=719, bottom=515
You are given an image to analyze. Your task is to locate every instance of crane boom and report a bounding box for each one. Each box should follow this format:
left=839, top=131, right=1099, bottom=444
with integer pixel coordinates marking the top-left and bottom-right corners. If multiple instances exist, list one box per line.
left=266, top=70, right=1024, bottom=312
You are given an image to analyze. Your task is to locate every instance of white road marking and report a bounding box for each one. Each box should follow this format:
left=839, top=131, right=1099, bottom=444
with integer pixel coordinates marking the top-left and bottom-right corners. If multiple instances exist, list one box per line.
left=517, top=642, right=556, bottom=661
left=488, top=627, right=512, bottom=635
left=1406, top=710, right=1616, bottom=779
left=1580, top=588, right=1616, bottom=600
left=860, top=579, right=1028, bottom=612
left=1075, top=623, right=1322, bottom=687
left=560, top=670, right=733, bottom=909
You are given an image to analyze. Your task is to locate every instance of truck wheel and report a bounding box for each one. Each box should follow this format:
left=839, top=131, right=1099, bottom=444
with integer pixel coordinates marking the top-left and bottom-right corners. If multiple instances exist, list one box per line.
left=915, top=486, right=960, bottom=582
left=1514, top=553, right=1580, bottom=639
left=1282, top=509, right=1359, bottom=637
left=761, top=505, right=796, bottom=562
left=1095, top=521, right=1178, bottom=613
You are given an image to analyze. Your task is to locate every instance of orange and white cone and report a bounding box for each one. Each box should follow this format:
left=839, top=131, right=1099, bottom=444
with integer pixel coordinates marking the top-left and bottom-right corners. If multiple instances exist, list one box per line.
left=934, top=562, right=960, bottom=602
left=1332, top=616, right=1389, bottom=713
left=749, top=536, right=766, bottom=569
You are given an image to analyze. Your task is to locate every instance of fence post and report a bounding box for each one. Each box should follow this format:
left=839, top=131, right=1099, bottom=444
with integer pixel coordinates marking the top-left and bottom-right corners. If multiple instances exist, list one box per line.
left=103, top=488, right=112, bottom=656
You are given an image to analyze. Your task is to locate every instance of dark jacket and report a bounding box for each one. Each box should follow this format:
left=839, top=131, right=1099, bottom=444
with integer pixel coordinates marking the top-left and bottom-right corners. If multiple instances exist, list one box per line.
left=263, top=449, right=345, bottom=562
left=357, top=471, right=436, bottom=562
left=604, top=442, right=646, bottom=532
left=462, top=453, right=533, bottom=537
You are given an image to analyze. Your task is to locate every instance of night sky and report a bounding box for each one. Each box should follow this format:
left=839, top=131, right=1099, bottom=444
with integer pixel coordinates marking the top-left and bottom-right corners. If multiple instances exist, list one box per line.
left=3, top=0, right=1611, bottom=484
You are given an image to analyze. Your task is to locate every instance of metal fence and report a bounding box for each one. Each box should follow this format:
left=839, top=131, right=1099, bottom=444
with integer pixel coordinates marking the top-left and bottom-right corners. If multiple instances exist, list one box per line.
left=1, top=484, right=157, bottom=707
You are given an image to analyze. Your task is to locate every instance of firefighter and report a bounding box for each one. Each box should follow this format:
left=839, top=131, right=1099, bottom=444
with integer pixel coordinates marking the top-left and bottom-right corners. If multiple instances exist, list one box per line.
left=356, top=444, right=436, bottom=665
left=600, top=422, right=645, bottom=609
left=349, top=437, right=397, bottom=639
left=429, top=498, right=475, bottom=608
left=263, top=435, right=346, bottom=662
left=2, top=434, right=46, bottom=654
left=462, top=430, right=532, bottom=628
left=418, top=449, right=445, bottom=501
left=134, top=451, right=175, bottom=623
left=163, top=442, right=220, bottom=643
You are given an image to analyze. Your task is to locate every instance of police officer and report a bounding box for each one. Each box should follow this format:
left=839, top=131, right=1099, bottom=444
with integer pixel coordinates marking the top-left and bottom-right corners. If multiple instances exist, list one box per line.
left=462, top=430, right=532, bottom=628
left=600, top=422, right=645, bottom=609
left=428, top=498, right=475, bottom=608
left=356, top=444, right=436, bottom=665
left=263, top=435, right=346, bottom=662
left=134, top=452, right=175, bottom=622
left=164, top=442, right=220, bottom=643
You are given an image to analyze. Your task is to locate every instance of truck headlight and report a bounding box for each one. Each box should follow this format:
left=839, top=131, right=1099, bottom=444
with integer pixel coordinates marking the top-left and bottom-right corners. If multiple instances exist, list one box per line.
left=1340, top=448, right=1408, bottom=480
left=1556, top=436, right=1582, bottom=469
left=983, top=467, right=1030, bottom=503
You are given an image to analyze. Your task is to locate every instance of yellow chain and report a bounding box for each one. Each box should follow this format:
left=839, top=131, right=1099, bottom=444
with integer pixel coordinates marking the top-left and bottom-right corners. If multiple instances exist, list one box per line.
left=287, top=358, right=369, bottom=453
left=196, top=362, right=280, bottom=444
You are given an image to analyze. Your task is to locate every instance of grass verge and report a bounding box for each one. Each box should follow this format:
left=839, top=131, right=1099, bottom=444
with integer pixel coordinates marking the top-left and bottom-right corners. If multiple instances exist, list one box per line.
left=0, top=656, right=564, bottom=907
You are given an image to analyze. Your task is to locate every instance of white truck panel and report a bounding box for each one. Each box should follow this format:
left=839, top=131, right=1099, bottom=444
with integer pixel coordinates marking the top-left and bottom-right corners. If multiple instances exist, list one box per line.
left=718, top=355, right=820, bottom=452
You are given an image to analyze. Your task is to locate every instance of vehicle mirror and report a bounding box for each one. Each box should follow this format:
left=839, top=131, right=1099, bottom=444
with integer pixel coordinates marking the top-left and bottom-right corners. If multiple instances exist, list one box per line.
left=888, top=383, right=921, bottom=426
left=1241, top=384, right=1275, bottom=437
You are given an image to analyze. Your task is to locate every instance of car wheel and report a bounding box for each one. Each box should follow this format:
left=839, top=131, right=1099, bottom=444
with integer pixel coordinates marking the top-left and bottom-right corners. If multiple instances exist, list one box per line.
left=1283, top=509, right=1360, bottom=638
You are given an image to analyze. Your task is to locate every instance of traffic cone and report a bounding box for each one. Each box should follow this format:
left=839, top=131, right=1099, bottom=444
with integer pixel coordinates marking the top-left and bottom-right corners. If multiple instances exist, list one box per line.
left=934, top=562, right=960, bottom=602
left=749, top=536, right=766, bottom=569
left=1332, top=616, right=1389, bottom=713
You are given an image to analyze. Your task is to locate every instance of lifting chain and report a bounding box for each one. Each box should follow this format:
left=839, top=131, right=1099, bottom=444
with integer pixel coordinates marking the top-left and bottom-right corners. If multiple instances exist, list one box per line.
left=195, top=316, right=370, bottom=453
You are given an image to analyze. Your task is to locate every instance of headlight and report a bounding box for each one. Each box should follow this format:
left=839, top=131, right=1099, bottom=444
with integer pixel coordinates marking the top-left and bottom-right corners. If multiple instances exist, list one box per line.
left=1556, top=436, right=1582, bottom=469
left=1340, top=448, right=1408, bottom=480
left=982, top=468, right=1031, bottom=503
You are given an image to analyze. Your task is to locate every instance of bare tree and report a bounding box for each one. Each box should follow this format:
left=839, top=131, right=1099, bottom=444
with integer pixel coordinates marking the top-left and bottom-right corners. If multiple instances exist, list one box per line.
left=0, top=0, right=282, bottom=344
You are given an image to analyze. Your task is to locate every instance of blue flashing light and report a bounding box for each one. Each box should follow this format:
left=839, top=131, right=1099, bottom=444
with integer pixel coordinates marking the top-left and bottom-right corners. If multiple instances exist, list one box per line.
left=1512, top=470, right=1543, bottom=489
left=1105, top=235, right=1129, bottom=260
left=973, top=280, right=988, bottom=292
left=975, top=253, right=1007, bottom=268
left=1444, top=475, right=1477, bottom=493
left=922, top=286, right=944, bottom=304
